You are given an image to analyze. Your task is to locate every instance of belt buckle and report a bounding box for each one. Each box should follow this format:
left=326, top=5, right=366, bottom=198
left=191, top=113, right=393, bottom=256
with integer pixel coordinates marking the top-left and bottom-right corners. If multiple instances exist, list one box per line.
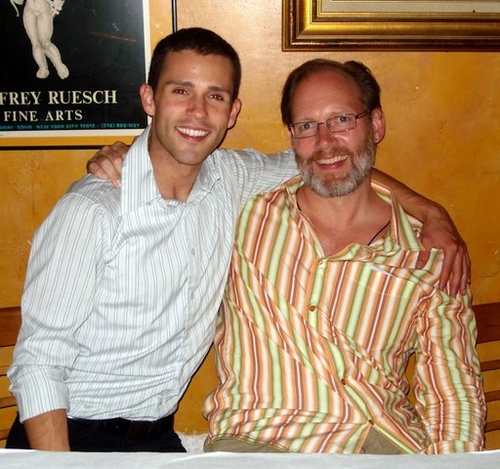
left=126, top=420, right=156, bottom=440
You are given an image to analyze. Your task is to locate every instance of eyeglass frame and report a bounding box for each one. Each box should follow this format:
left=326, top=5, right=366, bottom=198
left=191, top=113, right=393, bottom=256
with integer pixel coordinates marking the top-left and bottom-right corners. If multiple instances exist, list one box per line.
left=288, top=109, right=371, bottom=139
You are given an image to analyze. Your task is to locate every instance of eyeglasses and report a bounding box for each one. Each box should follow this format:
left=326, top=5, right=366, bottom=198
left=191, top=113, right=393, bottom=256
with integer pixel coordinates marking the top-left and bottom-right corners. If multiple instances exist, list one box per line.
left=288, top=109, right=370, bottom=139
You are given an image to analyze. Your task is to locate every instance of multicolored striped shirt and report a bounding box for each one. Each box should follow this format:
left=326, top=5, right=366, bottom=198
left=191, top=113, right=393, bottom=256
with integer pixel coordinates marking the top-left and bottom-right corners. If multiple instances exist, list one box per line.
left=204, top=177, right=485, bottom=454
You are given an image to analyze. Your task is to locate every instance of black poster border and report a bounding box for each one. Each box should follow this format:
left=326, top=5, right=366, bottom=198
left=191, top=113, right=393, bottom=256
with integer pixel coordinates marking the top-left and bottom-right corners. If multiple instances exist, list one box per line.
left=0, top=0, right=151, bottom=147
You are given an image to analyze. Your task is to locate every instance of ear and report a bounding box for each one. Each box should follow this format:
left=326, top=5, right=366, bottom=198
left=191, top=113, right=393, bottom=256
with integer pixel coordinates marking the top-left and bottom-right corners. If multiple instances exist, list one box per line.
left=227, top=98, right=242, bottom=130
left=140, top=83, right=155, bottom=117
left=371, top=107, right=386, bottom=144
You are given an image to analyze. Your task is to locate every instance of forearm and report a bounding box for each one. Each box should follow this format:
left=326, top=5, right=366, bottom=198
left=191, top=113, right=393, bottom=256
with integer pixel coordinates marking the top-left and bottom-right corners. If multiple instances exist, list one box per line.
left=372, top=168, right=469, bottom=295
left=416, top=297, right=485, bottom=453
left=423, top=387, right=485, bottom=454
left=372, top=167, right=442, bottom=222
left=23, top=409, right=70, bottom=451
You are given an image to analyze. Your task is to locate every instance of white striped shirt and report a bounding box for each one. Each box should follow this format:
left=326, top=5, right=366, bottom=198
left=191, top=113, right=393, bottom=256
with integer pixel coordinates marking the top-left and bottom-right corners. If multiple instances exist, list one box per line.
left=8, top=127, right=297, bottom=422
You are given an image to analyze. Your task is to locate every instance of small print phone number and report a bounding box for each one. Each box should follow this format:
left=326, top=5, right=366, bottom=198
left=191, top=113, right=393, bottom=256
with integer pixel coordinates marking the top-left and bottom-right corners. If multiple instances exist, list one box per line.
left=100, top=123, right=141, bottom=129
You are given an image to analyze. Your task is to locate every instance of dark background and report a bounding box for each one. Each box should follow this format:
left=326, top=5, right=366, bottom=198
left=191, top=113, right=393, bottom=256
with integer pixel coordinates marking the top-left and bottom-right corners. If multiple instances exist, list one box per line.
left=0, top=0, right=149, bottom=131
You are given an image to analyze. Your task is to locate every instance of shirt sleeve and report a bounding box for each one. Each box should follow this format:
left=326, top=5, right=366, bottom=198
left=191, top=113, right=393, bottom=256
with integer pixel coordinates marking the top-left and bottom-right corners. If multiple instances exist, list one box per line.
left=413, top=289, right=486, bottom=453
left=8, top=192, right=104, bottom=422
left=224, top=148, right=298, bottom=208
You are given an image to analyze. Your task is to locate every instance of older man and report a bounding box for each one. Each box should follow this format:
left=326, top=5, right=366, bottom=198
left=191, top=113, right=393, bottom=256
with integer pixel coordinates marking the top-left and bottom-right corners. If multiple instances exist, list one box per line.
left=204, top=59, right=484, bottom=454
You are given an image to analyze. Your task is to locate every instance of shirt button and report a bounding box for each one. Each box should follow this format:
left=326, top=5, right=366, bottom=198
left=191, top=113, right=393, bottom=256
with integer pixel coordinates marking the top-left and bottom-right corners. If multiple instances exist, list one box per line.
left=309, top=305, right=317, bottom=312
left=191, top=249, right=196, bottom=256
left=368, top=419, right=374, bottom=426
left=340, top=378, right=347, bottom=385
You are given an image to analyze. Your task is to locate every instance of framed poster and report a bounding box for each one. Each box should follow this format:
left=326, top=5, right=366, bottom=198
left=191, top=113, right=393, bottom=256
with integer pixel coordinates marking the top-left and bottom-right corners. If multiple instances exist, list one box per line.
left=283, top=0, right=500, bottom=51
left=0, top=0, right=151, bottom=147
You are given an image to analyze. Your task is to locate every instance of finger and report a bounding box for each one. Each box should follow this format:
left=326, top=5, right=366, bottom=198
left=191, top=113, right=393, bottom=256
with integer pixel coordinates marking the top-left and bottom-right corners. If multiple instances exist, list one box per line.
left=88, top=156, right=121, bottom=182
left=106, top=142, right=128, bottom=180
left=460, top=246, right=472, bottom=295
left=438, top=249, right=456, bottom=293
left=98, top=156, right=123, bottom=183
left=86, top=144, right=113, bottom=171
left=446, top=252, right=463, bottom=298
left=416, top=250, right=430, bottom=270
left=86, top=144, right=124, bottom=182
left=86, top=159, right=111, bottom=180
left=111, top=141, right=130, bottom=156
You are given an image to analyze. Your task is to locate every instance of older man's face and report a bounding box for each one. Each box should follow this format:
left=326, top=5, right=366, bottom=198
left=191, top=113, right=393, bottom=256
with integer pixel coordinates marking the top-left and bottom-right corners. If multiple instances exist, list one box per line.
left=289, top=70, right=382, bottom=198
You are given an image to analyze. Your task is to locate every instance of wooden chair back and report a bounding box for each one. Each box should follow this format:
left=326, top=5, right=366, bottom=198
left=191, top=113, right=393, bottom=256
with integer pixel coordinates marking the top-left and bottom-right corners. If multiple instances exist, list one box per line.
left=0, top=303, right=499, bottom=449
left=0, top=307, right=21, bottom=447
left=474, top=302, right=500, bottom=450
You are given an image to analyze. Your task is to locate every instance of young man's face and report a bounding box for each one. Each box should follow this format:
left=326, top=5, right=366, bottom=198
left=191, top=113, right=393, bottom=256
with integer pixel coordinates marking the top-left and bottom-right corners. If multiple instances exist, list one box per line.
left=141, top=49, right=241, bottom=168
left=289, top=69, right=385, bottom=198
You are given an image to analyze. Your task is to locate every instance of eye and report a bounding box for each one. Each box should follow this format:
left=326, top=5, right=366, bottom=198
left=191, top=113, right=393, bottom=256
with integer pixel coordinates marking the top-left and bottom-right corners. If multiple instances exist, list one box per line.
left=334, top=114, right=352, bottom=124
left=296, top=121, right=315, bottom=131
left=208, top=93, right=225, bottom=101
left=172, top=88, right=188, bottom=95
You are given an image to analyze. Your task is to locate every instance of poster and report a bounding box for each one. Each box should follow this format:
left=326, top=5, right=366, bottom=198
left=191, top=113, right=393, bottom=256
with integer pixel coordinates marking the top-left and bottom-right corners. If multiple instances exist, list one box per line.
left=0, top=0, right=150, bottom=146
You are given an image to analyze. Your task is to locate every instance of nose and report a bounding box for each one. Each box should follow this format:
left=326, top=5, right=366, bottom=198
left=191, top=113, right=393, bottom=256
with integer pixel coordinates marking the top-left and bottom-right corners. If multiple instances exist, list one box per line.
left=187, top=95, right=207, bottom=117
left=316, top=121, right=340, bottom=146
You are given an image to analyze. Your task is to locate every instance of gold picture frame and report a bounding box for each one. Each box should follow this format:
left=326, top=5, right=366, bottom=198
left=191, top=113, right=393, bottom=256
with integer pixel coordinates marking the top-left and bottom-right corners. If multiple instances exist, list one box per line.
left=283, top=0, right=500, bottom=50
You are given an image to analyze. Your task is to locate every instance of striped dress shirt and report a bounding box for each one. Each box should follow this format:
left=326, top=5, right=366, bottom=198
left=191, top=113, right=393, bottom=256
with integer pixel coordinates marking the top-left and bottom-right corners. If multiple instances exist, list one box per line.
left=205, top=176, right=485, bottom=454
left=8, top=127, right=297, bottom=422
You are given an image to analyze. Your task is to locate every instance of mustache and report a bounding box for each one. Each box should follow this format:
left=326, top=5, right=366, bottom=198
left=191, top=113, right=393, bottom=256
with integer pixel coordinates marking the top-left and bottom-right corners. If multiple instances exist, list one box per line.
left=310, top=147, right=353, bottom=161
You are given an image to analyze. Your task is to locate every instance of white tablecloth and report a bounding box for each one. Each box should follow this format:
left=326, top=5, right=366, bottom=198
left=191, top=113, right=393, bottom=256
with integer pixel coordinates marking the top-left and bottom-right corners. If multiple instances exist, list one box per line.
left=1, top=449, right=499, bottom=469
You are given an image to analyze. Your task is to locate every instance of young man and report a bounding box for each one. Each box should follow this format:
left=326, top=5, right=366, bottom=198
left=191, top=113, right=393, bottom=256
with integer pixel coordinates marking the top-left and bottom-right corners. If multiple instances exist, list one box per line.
left=204, top=59, right=484, bottom=454
left=7, top=27, right=298, bottom=452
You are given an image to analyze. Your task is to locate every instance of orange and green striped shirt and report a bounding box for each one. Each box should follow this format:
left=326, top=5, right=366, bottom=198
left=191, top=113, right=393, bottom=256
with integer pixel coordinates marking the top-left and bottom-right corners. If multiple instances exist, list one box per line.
left=204, top=177, right=485, bottom=454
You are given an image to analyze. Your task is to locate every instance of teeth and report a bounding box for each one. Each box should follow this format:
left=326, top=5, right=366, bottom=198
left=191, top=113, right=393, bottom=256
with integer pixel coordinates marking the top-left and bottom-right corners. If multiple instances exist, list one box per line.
left=177, top=127, right=209, bottom=137
left=316, top=155, right=348, bottom=165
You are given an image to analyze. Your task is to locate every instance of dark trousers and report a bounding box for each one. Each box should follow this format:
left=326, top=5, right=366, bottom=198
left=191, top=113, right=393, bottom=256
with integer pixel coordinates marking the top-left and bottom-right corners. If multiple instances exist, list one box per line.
left=6, top=414, right=186, bottom=452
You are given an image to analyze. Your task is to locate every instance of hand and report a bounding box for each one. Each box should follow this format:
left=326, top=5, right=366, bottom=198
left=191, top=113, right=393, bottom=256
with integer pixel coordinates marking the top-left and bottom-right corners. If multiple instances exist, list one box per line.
left=86, top=141, right=129, bottom=188
left=415, top=203, right=471, bottom=297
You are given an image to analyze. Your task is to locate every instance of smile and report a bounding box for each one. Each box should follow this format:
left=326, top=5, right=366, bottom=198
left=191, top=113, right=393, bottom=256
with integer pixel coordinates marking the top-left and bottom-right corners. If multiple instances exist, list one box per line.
left=316, top=155, right=349, bottom=165
left=177, top=126, right=209, bottom=138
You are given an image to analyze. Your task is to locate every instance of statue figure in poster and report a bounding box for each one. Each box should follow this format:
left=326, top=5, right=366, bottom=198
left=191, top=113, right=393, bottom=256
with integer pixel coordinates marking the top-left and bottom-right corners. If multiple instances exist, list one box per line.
left=11, top=0, right=69, bottom=80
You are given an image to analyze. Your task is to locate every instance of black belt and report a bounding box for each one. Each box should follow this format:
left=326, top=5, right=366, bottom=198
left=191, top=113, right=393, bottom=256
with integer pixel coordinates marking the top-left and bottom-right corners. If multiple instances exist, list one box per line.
left=70, top=414, right=174, bottom=440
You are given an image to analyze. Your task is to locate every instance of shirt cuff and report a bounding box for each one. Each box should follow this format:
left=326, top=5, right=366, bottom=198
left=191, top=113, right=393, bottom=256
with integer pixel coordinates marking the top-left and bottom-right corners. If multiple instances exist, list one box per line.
left=425, top=440, right=483, bottom=454
left=11, top=367, right=69, bottom=422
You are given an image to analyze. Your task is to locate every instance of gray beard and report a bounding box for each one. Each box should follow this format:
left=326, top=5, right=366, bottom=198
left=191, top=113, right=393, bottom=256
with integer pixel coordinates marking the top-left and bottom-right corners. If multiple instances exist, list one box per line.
left=298, top=133, right=376, bottom=198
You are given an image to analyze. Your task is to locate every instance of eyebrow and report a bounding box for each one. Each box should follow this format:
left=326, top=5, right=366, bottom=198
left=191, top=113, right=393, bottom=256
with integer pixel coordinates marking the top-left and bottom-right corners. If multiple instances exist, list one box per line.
left=293, top=110, right=356, bottom=122
left=166, top=80, right=232, bottom=95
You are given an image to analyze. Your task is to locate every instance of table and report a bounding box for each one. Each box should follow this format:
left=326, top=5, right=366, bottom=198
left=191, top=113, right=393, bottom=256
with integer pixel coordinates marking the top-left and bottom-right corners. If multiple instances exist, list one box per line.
left=1, top=449, right=499, bottom=469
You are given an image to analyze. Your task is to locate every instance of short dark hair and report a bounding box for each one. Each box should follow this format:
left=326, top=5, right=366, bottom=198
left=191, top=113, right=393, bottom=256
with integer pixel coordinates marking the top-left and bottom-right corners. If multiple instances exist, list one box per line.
left=280, top=59, right=381, bottom=125
left=148, top=27, right=242, bottom=101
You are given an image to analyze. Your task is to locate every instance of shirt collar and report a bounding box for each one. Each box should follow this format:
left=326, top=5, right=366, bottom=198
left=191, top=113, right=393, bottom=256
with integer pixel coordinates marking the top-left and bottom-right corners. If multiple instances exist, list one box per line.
left=121, top=126, right=222, bottom=213
left=370, top=180, right=423, bottom=252
left=282, top=176, right=423, bottom=253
